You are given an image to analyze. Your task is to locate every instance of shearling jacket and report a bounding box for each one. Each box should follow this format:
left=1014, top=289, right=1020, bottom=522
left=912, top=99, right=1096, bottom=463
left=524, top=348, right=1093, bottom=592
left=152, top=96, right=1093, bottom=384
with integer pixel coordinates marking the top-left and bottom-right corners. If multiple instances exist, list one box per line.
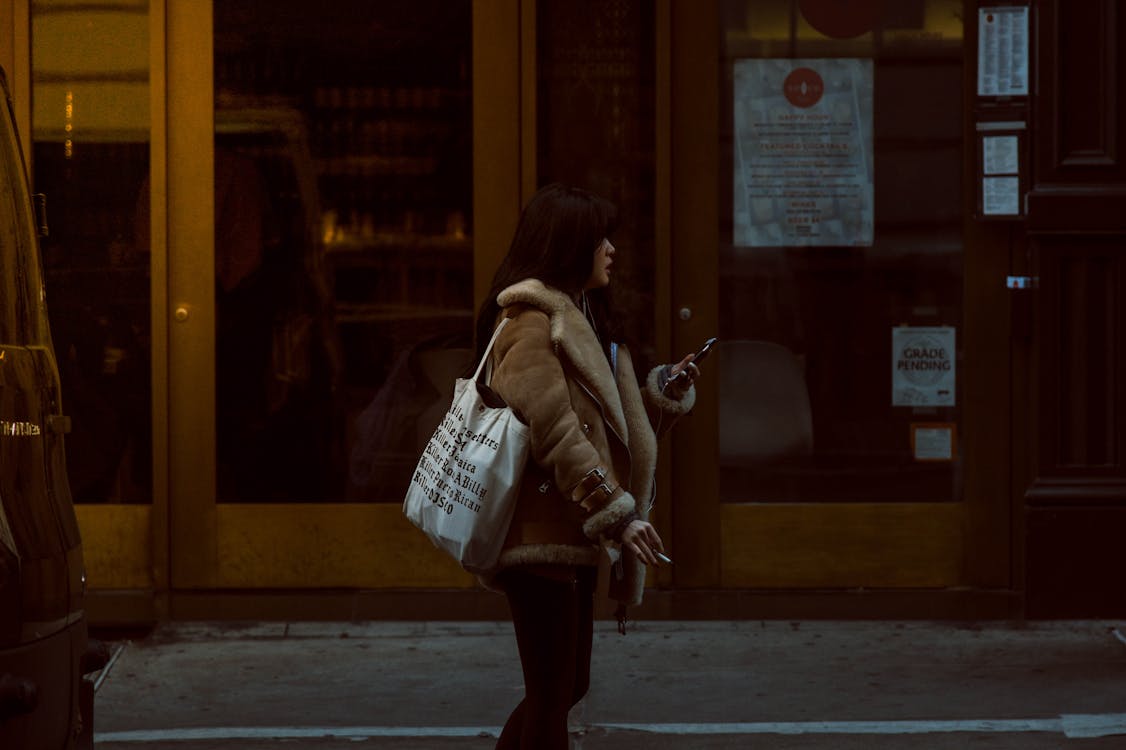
left=486, top=279, right=695, bottom=605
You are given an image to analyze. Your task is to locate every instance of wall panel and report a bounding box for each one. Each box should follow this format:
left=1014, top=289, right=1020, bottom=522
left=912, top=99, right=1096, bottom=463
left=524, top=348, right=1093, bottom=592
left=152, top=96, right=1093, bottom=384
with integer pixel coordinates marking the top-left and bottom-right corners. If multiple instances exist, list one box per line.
left=1027, top=0, right=1126, bottom=231
left=1024, top=0, right=1126, bottom=616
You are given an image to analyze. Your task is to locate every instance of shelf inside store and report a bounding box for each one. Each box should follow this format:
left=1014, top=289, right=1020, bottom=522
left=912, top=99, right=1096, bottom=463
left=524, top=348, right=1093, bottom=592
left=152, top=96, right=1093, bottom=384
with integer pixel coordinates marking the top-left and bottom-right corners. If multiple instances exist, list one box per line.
left=314, top=154, right=439, bottom=177
left=311, top=86, right=469, bottom=114
left=334, top=303, right=473, bottom=324
left=324, top=232, right=471, bottom=260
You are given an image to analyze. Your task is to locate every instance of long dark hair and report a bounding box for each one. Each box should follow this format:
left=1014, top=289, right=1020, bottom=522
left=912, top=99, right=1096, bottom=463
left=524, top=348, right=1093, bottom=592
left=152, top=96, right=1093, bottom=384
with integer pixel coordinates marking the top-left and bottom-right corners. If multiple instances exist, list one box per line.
left=474, top=183, right=621, bottom=361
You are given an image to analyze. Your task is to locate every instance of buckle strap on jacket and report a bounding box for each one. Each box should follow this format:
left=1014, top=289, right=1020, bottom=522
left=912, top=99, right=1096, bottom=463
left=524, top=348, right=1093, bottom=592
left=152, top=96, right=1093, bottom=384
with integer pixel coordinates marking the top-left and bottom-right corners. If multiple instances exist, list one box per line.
left=569, top=466, right=607, bottom=504
left=578, top=482, right=619, bottom=512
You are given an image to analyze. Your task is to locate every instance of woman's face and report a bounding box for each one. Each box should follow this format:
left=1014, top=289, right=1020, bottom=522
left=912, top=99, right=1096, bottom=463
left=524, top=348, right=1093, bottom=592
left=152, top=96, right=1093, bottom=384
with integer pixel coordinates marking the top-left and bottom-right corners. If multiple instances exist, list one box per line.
left=584, top=238, right=615, bottom=289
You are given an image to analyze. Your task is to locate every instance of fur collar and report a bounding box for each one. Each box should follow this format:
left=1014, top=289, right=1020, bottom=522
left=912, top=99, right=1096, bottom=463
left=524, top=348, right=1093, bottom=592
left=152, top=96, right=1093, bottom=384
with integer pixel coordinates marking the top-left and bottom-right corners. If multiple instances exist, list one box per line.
left=497, top=279, right=628, bottom=442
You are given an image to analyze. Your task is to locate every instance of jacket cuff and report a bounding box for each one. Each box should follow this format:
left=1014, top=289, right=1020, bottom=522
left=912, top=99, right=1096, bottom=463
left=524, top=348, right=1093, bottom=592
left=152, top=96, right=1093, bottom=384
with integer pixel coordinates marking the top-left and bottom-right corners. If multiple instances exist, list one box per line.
left=646, top=366, right=696, bottom=415
left=581, top=489, right=637, bottom=541
left=605, top=509, right=641, bottom=542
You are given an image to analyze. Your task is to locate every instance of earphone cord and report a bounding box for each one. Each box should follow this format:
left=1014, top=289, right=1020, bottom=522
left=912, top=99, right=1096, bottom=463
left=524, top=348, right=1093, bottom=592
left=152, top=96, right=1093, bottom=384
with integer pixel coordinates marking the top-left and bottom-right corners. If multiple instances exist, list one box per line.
left=581, top=290, right=600, bottom=341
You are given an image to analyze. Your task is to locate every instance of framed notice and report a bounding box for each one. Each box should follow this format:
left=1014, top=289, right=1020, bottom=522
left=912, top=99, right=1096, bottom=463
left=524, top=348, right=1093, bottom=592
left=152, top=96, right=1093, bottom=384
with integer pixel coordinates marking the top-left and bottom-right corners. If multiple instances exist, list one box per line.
left=733, top=59, right=874, bottom=247
left=975, top=121, right=1026, bottom=219
left=977, top=7, right=1029, bottom=97
left=891, top=327, right=956, bottom=407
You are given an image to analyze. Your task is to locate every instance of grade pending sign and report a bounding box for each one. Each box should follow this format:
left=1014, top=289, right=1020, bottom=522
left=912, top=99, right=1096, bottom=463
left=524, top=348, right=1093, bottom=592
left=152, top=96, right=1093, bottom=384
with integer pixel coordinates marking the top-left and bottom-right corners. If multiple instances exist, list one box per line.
left=891, top=327, right=956, bottom=407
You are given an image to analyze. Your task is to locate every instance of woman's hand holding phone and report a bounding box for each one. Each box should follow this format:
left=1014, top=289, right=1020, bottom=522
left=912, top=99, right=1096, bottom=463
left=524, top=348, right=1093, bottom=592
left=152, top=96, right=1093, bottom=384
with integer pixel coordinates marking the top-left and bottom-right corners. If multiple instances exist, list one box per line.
left=662, top=337, right=717, bottom=395
left=666, top=355, right=700, bottom=390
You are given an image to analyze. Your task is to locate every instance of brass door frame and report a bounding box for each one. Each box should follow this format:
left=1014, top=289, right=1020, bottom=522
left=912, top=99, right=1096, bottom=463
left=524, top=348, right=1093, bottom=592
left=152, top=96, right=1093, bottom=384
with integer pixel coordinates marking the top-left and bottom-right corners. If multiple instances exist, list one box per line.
left=6, top=0, right=1014, bottom=607
left=667, top=0, right=1013, bottom=591
left=4, top=1, right=169, bottom=621
left=164, top=0, right=524, bottom=591
left=2, top=0, right=32, bottom=170
left=668, top=0, right=722, bottom=588
left=166, top=0, right=216, bottom=588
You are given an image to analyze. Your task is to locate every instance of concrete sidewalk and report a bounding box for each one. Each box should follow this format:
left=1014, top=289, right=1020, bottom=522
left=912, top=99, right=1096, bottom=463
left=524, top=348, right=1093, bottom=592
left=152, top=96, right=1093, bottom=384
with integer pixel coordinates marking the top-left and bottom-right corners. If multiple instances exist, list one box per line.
left=91, top=619, right=1126, bottom=748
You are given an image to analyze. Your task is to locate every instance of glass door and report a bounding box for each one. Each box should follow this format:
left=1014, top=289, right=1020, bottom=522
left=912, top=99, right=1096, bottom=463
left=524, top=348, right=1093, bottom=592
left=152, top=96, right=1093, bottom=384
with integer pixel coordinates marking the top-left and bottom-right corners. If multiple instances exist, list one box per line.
left=167, top=0, right=480, bottom=590
left=29, top=0, right=158, bottom=606
left=670, top=0, right=1010, bottom=591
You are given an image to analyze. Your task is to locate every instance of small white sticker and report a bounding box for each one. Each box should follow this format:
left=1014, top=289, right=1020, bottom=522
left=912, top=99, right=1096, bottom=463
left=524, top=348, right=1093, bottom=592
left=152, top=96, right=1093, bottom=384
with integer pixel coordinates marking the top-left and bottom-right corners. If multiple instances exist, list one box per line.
left=913, top=424, right=955, bottom=462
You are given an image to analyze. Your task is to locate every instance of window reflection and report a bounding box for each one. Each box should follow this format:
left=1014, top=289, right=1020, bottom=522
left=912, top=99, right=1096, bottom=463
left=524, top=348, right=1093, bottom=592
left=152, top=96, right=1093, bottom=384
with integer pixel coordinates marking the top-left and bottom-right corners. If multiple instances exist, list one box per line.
left=719, top=0, right=964, bottom=502
left=213, top=0, right=473, bottom=502
left=536, top=0, right=657, bottom=365
left=31, top=0, right=152, bottom=503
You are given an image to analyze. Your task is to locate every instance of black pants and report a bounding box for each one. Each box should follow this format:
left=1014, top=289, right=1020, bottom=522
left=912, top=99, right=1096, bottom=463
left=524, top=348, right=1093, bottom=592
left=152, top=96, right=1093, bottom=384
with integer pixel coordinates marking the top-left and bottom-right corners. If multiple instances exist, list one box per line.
left=496, top=566, right=597, bottom=750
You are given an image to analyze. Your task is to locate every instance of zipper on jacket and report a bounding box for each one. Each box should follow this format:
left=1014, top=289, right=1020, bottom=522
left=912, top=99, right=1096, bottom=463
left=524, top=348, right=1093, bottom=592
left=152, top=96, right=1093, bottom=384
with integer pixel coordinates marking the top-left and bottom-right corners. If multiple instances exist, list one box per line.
left=573, top=376, right=633, bottom=490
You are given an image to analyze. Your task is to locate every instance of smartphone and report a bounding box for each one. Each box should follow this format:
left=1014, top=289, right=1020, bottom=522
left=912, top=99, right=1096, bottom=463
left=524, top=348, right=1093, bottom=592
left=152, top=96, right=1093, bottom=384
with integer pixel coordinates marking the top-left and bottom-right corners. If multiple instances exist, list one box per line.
left=664, top=337, right=718, bottom=392
left=690, top=337, right=719, bottom=366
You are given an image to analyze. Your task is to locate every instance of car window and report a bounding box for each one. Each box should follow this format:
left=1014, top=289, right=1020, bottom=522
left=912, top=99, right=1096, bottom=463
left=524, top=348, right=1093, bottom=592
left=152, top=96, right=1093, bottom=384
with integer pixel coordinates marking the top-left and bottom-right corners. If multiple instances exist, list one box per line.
left=0, top=92, right=40, bottom=346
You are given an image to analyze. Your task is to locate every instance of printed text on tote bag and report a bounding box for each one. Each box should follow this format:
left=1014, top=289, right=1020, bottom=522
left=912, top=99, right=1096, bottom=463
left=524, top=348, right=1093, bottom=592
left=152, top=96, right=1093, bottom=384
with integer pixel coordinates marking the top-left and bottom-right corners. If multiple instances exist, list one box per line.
left=412, top=404, right=497, bottom=516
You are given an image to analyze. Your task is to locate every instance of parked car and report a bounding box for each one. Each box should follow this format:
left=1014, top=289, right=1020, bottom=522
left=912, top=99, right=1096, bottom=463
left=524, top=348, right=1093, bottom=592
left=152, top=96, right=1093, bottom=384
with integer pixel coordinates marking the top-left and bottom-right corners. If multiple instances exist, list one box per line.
left=0, top=64, right=103, bottom=749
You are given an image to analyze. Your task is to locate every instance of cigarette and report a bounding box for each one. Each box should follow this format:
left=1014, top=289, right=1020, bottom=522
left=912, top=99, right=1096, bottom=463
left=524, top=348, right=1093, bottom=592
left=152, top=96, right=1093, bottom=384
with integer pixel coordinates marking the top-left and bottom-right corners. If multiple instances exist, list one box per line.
left=656, top=552, right=673, bottom=565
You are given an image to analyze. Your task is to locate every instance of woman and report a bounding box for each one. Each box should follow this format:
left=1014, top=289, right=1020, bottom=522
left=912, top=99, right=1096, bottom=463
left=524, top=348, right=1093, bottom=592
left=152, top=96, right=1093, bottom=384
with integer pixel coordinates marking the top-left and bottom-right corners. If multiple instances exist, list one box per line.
left=478, top=183, right=699, bottom=749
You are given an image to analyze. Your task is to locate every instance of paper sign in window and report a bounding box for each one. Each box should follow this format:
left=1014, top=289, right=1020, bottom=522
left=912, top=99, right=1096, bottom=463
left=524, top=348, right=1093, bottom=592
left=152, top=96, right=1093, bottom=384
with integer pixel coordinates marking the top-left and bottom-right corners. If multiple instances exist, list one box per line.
left=732, top=59, right=874, bottom=248
left=912, top=423, right=956, bottom=462
left=983, top=176, right=1020, bottom=216
left=983, top=135, right=1019, bottom=175
left=892, top=327, right=956, bottom=407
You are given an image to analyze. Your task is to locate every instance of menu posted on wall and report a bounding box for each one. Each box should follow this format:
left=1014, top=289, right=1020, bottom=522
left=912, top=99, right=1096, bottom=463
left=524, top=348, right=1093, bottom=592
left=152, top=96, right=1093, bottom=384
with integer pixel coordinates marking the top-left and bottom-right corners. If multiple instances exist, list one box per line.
left=977, top=7, right=1029, bottom=97
left=733, top=59, right=874, bottom=247
left=891, top=327, right=956, bottom=407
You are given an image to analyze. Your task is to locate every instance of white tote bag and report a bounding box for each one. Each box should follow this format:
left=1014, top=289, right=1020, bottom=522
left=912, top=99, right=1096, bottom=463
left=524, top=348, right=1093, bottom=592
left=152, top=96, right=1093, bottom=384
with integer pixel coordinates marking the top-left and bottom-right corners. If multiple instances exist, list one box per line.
left=403, top=318, right=529, bottom=573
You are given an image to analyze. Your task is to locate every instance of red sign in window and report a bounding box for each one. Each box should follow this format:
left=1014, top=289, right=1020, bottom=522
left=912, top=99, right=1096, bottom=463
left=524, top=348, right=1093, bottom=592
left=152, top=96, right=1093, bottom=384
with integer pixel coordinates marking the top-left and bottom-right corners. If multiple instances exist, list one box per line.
left=783, top=67, right=825, bottom=108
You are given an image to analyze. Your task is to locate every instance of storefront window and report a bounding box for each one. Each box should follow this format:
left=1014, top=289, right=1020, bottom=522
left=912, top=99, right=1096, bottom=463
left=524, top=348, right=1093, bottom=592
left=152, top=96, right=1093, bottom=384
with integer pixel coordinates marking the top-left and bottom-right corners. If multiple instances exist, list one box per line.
left=31, top=0, right=152, bottom=503
left=213, top=1, right=473, bottom=502
left=536, top=0, right=657, bottom=365
left=719, top=0, right=964, bottom=502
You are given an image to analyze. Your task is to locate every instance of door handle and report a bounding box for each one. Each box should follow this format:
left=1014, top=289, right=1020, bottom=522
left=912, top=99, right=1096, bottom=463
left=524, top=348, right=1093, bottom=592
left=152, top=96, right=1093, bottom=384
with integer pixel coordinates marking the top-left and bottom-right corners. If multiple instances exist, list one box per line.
left=47, top=414, right=71, bottom=434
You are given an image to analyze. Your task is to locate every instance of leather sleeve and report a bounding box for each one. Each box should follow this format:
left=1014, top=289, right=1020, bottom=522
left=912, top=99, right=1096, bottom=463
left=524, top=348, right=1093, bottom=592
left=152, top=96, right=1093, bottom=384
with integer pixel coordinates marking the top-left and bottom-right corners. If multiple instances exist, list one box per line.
left=489, top=309, right=637, bottom=539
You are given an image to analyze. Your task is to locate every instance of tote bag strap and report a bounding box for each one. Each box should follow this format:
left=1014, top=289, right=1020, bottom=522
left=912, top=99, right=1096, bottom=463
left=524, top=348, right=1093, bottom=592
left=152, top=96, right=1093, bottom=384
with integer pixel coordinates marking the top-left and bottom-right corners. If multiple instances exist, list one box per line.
left=474, top=316, right=511, bottom=385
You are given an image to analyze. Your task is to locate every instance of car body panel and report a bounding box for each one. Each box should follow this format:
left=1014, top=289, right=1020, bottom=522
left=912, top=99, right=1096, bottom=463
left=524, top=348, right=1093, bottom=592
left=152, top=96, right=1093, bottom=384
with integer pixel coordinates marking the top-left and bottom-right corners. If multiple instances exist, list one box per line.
left=1, top=64, right=90, bottom=749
